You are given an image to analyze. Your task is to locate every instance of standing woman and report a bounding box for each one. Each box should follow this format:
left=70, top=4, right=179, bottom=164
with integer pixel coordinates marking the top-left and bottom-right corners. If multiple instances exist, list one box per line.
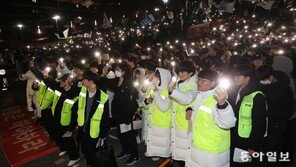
left=111, top=62, right=140, bottom=166
left=168, top=61, right=198, bottom=165
left=145, top=68, right=172, bottom=159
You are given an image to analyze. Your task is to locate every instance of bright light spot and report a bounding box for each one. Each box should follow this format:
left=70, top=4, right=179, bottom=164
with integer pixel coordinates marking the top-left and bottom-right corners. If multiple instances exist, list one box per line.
left=52, top=15, right=61, bottom=20
left=94, top=51, right=100, bottom=57
left=81, top=59, right=86, bottom=64
left=219, top=78, right=230, bottom=89
left=278, top=49, right=284, bottom=55
left=171, top=61, right=176, bottom=67
left=133, top=81, right=140, bottom=87
left=144, top=79, right=150, bottom=86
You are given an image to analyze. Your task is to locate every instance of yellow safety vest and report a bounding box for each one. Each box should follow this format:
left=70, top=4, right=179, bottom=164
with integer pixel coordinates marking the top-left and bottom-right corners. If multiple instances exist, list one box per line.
left=77, top=87, right=109, bottom=138
left=174, top=82, right=197, bottom=131
left=193, top=96, right=230, bottom=153
left=60, top=97, right=78, bottom=126
left=40, top=87, right=55, bottom=110
left=238, top=91, right=268, bottom=138
left=150, top=88, right=172, bottom=128
left=36, top=81, right=47, bottom=104
left=51, top=90, right=62, bottom=116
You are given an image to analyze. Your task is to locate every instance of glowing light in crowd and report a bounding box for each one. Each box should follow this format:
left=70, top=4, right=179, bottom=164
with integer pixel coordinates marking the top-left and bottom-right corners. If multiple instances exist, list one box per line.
left=52, top=15, right=61, bottom=20
left=219, top=78, right=231, bottom=90
left=171, top=61, right=176, bottom=67
left=252, top=44, right=257, bottom=48
left=172, top=76, right=177, bottom=83
left=162, top=0, right=168, bottom=3
left=267, top=22, right=272, bottom=27
left=81, top=59, right=86, bottom=64
left=147, top=47, right=151, bottom=51
left=0, top=69, right=6, bottom=75
left=278, top=49, right=284, bottom=55
left=37, top=25, right=41, bottom=34
left=133, top=81, right=140, bottom=87
left=118, top=59, right=122, bottom=63
left=27, top=45, right=30, bottom=49
left=158, top=59, right=161, bottom=62
left=17, top=24, right=23, bottom=29
left=94, top=51, right=100, bottom=57
left=190, top=49, right=195, bottom=54
left=144, top=79, right=150, bottom=86
left=59, top=58, right=64, bottom=62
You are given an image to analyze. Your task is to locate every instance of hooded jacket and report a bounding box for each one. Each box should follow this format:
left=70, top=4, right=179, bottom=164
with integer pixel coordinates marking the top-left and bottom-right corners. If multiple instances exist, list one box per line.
left=146, top=68, right=172, bottom=158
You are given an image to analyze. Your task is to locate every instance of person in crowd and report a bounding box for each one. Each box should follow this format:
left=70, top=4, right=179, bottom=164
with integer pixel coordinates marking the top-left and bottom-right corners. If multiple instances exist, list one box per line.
left=256, top=65, right=295, bottom=166
left=110, top=62, right=140, bottom=165
left=185, top=69, right=236, bottom=167
left=168, top=60, right=198, bottom=166
left=144, top=68, right=172, bottom=161
left=73, top=63, right=86, bottom=88
left=230, top=65, right=268, bottom=166
left=252, top=53, right=266, bottom=70
left=19, top=60, right=39, bottom=113
left=132, top=67, right=147, bottom=143
left=128, top=57, right=139, bottom=73
left=89, top=62, right=99, bottom=75
left=73, top=71, right=110, bottom=166
left=50, top=73, right=81, bottom=166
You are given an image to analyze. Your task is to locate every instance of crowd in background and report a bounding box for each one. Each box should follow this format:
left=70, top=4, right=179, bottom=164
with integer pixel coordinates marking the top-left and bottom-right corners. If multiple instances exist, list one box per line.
left=1, top=9, right=296, bottom=167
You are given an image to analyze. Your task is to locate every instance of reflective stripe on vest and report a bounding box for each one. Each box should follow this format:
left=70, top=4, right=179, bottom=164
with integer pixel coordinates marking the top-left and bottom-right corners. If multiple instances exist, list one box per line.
left=77, top=86, right=88, bottom=126
left=36, top=81, right=47, bottom=104
left=238, top=91, right=268, bottom=138
left=77, top=88, right=109, bottom=138
left=174, top=82, right=196, bottom=131
left=51, top=90, right=62, bottom=116
left=40, top=87, right=54, bottom=110
left=60, top=98, right=77, bottom=126
left=151, top=88, right=172, bottom=128
left=193, top=96, right=230, bottom=153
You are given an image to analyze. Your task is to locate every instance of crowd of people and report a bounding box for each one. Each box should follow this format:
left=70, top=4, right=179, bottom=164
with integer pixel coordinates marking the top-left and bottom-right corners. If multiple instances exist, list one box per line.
left=14, top=9, right=296, bottom=167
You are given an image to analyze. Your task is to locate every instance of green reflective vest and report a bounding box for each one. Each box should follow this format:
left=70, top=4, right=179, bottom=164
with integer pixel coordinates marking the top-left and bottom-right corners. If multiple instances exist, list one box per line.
left=238, top=91, right=268, bottom=138
left=36, top=81, right=47, bottom=104
left=193, top=96, right=230, bottom=153
left=77, top=87, right=109, bottom=138
left=151, top=88, right=172, bottom=128
left=60, top=97, right=78, bottom=126
left=51, top=90, right=62, bottom=116
left=40, top=87, right=55, bottom=110
left=174, top=82, right=197, bottom=131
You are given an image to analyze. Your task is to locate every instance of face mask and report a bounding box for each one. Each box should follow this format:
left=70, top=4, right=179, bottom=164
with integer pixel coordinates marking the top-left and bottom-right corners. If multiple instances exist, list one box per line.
left=152, top=78, right=160, bottom=87
left=106, top=71, right=115, bottom=79
left=260, top=79, right=271, bottom=85
left=115, top=70, right=122, bottom=77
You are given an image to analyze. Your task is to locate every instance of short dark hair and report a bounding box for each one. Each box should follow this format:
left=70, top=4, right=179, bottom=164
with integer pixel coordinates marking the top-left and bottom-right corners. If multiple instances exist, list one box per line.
left=177, top=60, right=196, bottom=76
left=234, top=65, right=254, bottom=78
left=198, top=69, right=218, bottom=82
left=74, top=63, right=86, bottom=71
left=128, top=57, right=138, bottom=65
left=83, top=70, right=99, bottom=84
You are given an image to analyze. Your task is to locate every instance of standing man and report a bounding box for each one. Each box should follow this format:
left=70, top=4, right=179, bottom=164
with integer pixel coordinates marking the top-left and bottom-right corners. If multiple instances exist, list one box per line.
left=186, top=69, right=236, bottom=167
left=168, top=61, right=198, bottom=165
left=231, top=65, right=268, bottom=166
left=73, top=71, right=111, bottom=166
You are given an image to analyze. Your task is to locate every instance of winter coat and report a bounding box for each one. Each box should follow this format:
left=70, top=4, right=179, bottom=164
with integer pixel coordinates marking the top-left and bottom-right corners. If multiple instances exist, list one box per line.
left=230, top=81, right=268, bottom=152
left=186, top=88, right=236, bottom=167
left=170, top=75, right=198, bottom=161
left=146, top=68, right=172, bottom=158
left=111, top=78, right=139, bottom=124
left=20, top=70, right=37, bottom=95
